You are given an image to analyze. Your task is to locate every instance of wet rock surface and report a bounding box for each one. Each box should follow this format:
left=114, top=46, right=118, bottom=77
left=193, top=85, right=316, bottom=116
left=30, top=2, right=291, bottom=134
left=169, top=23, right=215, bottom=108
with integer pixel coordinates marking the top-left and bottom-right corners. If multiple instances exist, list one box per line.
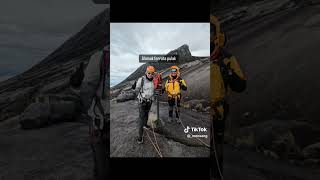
left=0, top=9, right=109, bottom=123
left=110, top=100, right=210, bottom=157
left=222, top=1, right=320, bottom=177
left=0, top=8, right=108, bottom=180
left=224, top=145, right=320, bottom=180
left=0, top=122, right=93, bottom=180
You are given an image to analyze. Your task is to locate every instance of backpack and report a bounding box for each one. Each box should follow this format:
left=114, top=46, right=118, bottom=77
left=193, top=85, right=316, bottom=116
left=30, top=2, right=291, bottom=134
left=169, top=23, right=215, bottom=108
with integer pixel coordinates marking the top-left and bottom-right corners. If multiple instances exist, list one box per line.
left=137, top=75, right=160, bottom=93
left=216, top=48, right=246, bottom=93
left=70, top=63, right=84, bottom=88
left=99, top=50, right=108, bottom=100
left=139, top=76, right=145, bottom=93
left=132, top=73, right=161, bottom=90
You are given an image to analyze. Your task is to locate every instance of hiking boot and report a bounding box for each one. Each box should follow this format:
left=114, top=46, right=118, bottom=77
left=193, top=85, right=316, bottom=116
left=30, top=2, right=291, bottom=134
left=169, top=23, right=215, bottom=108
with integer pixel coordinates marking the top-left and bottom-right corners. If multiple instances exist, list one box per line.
left=137, top=137, right=144, bottom=144
left=168, top=116, right=173, bottom=123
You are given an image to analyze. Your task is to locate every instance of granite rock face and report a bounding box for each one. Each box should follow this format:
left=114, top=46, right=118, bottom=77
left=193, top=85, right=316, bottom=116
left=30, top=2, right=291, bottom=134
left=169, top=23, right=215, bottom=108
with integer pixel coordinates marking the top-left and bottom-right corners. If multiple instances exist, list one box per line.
left=0, top=6, right=109, bottom=180
left=0, top=9, right=109, bottom=123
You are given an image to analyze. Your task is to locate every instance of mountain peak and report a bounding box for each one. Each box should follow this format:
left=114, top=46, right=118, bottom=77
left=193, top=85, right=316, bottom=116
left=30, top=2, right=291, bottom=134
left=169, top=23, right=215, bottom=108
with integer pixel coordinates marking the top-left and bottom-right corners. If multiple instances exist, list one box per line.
left=167, top=44, right=192, bottom=58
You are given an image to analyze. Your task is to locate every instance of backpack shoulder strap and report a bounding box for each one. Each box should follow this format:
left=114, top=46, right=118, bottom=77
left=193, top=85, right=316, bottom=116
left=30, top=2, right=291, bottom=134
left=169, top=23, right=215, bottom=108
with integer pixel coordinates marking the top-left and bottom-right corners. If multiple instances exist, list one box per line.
left=99, top=50, right=107, bottom=99
left=217, top=54, right=230, bottom=91
left=140, top=76, right=144, bottom=93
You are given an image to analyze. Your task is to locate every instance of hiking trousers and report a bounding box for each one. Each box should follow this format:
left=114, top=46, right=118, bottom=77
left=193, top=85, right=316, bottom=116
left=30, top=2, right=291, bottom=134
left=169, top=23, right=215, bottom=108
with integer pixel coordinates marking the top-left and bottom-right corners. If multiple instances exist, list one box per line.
left=168, top=97, right=181, bottom=118
left=138, top=100, right=152, bottom=138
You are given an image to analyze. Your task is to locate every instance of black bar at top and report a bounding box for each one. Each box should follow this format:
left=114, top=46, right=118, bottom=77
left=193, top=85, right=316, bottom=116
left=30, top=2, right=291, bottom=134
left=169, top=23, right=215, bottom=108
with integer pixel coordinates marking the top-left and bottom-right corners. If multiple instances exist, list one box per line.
left=110, top=0, right=210, bottom=22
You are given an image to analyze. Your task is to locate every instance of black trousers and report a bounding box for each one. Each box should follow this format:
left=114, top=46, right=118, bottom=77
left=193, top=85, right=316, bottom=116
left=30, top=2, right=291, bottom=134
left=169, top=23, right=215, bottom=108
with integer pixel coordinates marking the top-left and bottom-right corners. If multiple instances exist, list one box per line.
left=168, top=97, right=180, bottom=118
left=210, top=103, right=229, bottom=180
left=138, top=101, right=152, bottom=138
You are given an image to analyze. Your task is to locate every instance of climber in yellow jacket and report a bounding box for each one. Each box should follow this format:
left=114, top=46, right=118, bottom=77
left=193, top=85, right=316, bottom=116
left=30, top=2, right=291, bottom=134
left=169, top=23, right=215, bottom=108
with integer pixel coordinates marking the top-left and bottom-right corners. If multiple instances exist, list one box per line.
left=164, top=65, right=187, bottom=123
left=210, top=15, right=247, bottom=180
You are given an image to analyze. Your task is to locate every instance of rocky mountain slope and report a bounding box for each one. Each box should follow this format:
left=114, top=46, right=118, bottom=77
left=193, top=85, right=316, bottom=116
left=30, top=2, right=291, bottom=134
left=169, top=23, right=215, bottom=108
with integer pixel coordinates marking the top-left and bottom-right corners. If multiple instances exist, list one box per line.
left=0, top=8, right=109, bottom=180
left=110, top=45, right=211, bottom=157
left=217, top=0, right=320, bottom=173
left=110, top=100, right=210, bottom=157
left=0, top=9, right=109, bottom=123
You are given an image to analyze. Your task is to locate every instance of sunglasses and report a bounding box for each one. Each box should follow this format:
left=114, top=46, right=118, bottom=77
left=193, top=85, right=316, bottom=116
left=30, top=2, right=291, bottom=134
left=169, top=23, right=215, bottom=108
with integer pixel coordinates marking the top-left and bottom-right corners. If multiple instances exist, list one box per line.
left=147, top=72, right=154, bottom=75
left=171, top=70, right=177, bottom=73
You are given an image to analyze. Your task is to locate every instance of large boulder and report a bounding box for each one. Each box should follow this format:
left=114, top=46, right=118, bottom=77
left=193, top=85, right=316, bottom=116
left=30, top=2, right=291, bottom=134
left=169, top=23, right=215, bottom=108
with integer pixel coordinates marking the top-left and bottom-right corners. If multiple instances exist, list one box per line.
left=182, top=99, right=210, bottom=112
left=19, top=103, right=51, bottom=129
left=19, top=94, right=81, bottom=129
left=235, top=120, right=301, bottom=159
left=116, top=90, right=136, bottom=102
left=50, top=101, right=78, bottom=122
left=0, top=87, right=37, bottom=122
left=111, top=89, right=122, bottom=99
left=303, top=142, right=320, bottom=159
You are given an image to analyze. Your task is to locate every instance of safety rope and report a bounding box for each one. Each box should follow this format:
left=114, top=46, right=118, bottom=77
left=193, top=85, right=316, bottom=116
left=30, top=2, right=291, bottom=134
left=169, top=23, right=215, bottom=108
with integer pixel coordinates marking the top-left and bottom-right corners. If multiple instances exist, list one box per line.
left=144, top=127, right=163, bottom=158
left=211, top=121, right=224, bottom=180
left=174, top=96, right=210, bottom=148
left=175, top=95, right=223, bottom=179
left=151, top=119, right=162, bottom=157
left=179, top=117, right=210, bottom=148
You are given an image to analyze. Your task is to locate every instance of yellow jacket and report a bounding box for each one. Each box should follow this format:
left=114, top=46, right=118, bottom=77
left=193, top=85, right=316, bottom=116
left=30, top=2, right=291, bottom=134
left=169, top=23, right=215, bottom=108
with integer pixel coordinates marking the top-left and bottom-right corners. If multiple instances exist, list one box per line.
left=211, top=49, right=246, bottom=119
left=165, top=75, right=187, bottom=99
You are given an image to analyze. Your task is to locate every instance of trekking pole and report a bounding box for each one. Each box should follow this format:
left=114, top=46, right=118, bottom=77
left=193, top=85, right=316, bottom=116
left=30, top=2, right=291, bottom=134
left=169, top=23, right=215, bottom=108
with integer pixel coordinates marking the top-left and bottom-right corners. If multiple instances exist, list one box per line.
left=157, top=93, right=160, bottom=122
left=154, top=73, right=162, bottom=126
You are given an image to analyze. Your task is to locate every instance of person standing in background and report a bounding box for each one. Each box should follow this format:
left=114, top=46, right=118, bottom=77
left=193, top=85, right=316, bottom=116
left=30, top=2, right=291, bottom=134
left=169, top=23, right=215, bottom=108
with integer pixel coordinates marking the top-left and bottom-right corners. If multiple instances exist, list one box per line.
left=80, top=45, right=109, bottom=180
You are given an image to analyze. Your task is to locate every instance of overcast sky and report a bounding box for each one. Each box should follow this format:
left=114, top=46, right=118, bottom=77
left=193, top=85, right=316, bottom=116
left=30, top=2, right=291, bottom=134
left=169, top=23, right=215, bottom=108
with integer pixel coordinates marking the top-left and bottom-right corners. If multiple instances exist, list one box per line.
left=110, top=23, right=210, bottom=87
left=0, top=0, right=106, bottom=82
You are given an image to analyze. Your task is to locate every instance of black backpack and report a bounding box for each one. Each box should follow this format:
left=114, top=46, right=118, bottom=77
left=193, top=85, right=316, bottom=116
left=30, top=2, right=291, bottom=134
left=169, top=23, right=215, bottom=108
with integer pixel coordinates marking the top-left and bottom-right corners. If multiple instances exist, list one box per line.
left=70, top=63, right=84, bottom=88
left=132, top=76, right=145, bottom=92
